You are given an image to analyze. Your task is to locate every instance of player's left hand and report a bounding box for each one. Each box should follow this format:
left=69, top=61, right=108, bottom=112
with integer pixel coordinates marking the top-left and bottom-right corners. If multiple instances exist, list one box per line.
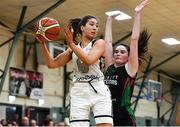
left=64, top=27, right=74, bottom=47
left=135, top=0, right=149, bottom=13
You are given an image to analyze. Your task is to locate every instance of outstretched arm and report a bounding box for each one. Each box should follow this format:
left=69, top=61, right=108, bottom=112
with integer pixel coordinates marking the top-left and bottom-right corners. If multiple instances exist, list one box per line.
left=104, top=13, right=120, bottom=68
left=37, top=38, right=72, bottom=68
left=126, top=0, right=149, bottom=77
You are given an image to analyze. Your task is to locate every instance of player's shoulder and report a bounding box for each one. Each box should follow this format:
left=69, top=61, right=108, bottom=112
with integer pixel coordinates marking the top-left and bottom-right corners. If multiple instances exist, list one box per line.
left=94, top=39, right=105, bottom=45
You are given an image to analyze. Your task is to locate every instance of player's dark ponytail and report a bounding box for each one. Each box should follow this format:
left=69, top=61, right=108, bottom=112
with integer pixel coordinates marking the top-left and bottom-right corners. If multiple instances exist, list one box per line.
left=69, top=18, right=81, bottom=44
left=138, top=28, right=152, bottom=63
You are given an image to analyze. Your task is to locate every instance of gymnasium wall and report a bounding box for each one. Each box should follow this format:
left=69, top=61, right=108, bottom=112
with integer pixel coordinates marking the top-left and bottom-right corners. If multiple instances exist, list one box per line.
left=0, top=25, right=65, bottom=108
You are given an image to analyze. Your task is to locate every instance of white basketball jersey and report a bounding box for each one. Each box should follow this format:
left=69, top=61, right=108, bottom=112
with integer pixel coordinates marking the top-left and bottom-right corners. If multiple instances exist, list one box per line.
left=72, top=40, right=104, bottom=81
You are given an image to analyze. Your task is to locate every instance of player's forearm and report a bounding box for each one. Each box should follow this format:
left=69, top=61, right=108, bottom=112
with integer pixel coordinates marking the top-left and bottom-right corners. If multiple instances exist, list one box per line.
left=129, top=12, right=140, bottom=73
left=131, top=12, right=140, bottom=41
left=105, top=16, right=113, bottom=44
left=104, top=16, right=113, bottom=67
left=69, top=42, right=91, bottom=65
left=39, top=42, right=54, bottom=67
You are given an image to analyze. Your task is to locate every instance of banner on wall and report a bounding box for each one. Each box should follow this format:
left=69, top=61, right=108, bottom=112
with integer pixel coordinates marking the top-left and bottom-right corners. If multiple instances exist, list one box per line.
left=9, top=67, right=43, bottom=99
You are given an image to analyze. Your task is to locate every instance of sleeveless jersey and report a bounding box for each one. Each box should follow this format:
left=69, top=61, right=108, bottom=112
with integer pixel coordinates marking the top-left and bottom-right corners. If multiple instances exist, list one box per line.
left=72, top=40, right=104, bottom=81
left=104, top=64, right=135, bottom=107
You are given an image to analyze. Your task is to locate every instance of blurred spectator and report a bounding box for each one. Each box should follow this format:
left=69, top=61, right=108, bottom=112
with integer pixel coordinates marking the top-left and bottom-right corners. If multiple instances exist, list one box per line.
left=44, top=114, right=51, bottom=126
left=12, top=121, right=18, bottom=126
left=0, top=119, right=7, bottom=126
left=21, top=116, right=29, bottom=126
left=57, top=122, right=65, bottom=127
left=47, top=120, right=54, bottom=127
left=30, top=119, right=38, bottom=127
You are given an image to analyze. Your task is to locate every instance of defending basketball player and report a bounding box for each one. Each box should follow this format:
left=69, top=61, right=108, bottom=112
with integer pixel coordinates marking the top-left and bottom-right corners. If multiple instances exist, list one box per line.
left=104, top=0, right=151, bottom=126
left=36, top=15, right=113, bottom=126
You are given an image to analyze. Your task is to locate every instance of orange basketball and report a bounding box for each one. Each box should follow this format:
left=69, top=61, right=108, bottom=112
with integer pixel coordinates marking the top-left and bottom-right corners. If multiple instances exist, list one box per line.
left=35, top=17, right=60, bottom=42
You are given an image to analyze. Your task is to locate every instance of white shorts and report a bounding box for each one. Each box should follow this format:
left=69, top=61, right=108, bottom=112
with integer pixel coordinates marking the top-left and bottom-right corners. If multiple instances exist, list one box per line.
left=70, top=80, right=113, bottom=126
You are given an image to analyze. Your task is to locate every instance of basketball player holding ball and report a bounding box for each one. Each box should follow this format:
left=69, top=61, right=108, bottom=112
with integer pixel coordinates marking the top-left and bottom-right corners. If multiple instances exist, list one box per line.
left=36, top=16, right=113, bottom=126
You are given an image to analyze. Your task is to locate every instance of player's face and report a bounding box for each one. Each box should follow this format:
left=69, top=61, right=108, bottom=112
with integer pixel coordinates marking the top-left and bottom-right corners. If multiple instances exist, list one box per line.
left=113, top=45, right=129, bottom=65
left=81, top=18, right=99, bottom=39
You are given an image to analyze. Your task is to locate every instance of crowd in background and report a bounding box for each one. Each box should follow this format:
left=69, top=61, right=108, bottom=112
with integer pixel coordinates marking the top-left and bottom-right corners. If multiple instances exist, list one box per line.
left=0, top=116, right=65, bottom=127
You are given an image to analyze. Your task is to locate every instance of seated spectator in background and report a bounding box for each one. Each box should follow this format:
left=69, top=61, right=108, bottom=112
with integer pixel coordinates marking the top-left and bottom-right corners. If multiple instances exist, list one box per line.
left=0, top=119, right=7, bottom=126
left=57, top=122, right=65, bottom=127
left=12, top=121, right=18, bottom=126
left=21, top=116, right=29, bottom=126
left=47, top=119, right=54, bottom=127
left=30, top=119, right=38, bottom=127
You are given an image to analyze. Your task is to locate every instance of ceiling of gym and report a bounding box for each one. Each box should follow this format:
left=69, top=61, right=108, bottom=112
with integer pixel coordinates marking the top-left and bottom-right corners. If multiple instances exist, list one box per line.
left=0, top=0, right=179, bottom=80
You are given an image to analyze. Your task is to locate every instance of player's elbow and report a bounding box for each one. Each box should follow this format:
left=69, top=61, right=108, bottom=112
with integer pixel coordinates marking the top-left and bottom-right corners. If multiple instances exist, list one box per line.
left=46, top=62, right=59, bottom=69
left=83, top=61, right=93, bottom=66
left=83, top=59, right=95, bottom=66
left=47, top=64, right=56, bottom=69
left=131, top=36, right=139, bottom=42
left=132, top=63, right=139, bottom=73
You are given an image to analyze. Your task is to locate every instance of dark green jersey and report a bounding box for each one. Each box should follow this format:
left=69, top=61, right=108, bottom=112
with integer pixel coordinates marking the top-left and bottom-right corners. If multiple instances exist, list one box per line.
left=104, top=65, right=135, bottom=104
left=104, top=64, right=136, bottom=121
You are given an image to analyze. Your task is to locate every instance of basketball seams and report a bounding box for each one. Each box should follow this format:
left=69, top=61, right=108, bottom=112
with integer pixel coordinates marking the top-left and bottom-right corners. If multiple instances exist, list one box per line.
left=41, top=34, right=51, bottom=41
left=35, top=17, right=60, bottom=42
left=41, top=17, right=51, bottom=26
left=44, top=24, right=60, bottom=31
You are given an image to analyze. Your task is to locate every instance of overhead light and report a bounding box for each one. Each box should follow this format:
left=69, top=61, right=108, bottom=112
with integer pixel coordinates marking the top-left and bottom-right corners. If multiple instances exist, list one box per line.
left=105, top=10, right=131, bottom=21
left=161, top=38, right=180, bottom=45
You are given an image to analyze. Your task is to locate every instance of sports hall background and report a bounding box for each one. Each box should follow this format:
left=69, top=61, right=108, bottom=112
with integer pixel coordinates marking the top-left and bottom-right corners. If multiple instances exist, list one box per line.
left=0, top=0, right=179, bottom=126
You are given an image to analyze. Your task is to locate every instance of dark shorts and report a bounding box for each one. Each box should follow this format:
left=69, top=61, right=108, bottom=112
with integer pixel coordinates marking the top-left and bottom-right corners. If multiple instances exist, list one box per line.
left=112, top=102, right=136, bottom=126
